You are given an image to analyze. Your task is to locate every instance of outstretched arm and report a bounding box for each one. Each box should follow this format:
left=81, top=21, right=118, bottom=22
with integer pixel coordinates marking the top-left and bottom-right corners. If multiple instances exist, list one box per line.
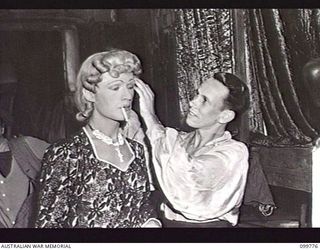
left=134, top=78, right=161, bottom=131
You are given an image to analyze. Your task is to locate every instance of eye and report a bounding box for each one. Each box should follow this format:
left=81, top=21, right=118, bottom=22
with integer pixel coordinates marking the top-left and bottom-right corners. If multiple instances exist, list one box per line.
left=192, top=90, right=199, bottom=99
left=197, top=95, right=208, bottom=104
left=202, top=96, right=207, bottom=102
left=127, top=83, right=134, bottom=89
left=109, top=85, right=120, bottom=91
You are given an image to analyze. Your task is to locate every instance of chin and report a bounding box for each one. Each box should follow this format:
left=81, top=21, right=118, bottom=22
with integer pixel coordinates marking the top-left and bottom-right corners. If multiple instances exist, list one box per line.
left=108, top=115, right=125, bottom=123
left=186, top=116, right=198, bottom=128
left=115, top=118, right=125, bottom=123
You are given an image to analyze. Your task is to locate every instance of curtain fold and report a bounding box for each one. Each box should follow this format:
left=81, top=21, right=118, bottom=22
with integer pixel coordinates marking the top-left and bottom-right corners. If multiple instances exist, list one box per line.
left=247, top=9, right=320, bottom=145
left=175, top=9, right=320, bottom=145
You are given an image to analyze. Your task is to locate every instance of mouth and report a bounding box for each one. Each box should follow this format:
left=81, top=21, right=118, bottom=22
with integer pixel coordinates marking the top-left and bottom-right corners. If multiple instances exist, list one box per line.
left=188, top=109, right=198, bottom=117
left=121, top=105, right=131, bottom=111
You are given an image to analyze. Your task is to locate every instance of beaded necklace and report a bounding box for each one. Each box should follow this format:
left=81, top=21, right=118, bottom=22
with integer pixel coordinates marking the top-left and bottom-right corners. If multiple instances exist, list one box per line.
left=88, top=124, right=124, bottom=163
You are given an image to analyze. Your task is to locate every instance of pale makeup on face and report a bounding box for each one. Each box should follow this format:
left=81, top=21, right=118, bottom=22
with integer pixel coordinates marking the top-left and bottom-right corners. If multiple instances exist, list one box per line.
left=92, top=73, right=135, bottom=122
left=87, top=73, right=137, bottom=170
left=103, top=78, right=135, bottom=91
left=110, top=78, right=135, bottom=121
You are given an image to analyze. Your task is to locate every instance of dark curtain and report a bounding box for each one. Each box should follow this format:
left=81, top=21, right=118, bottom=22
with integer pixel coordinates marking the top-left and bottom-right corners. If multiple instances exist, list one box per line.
left=247, top=9, right=320, bottom=145
left=174, top=9, right=276, bottom=214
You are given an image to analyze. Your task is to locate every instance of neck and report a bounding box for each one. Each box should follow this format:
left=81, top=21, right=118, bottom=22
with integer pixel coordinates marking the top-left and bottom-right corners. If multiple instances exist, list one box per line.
left=194, top=124, right=226, bottom=149
left=88, top=113, right=120, bottom=140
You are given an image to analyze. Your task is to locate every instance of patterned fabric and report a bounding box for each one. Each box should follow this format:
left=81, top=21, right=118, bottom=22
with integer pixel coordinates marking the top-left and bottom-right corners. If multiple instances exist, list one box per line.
left=246, top=9, right=320, bottom=143
left=175, top=9, right=234, bottom=120
left=35, top=129, right=155, bottom=228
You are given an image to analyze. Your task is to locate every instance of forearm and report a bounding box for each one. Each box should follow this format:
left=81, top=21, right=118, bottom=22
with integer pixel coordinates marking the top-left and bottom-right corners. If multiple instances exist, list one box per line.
left=134, top=78, right=162, bottom=133
left=142, top=112, right=161, bottom=132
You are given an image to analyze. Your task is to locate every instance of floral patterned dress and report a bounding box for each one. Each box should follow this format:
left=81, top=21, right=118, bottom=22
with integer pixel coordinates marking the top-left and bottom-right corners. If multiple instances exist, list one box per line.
left=35, top=128, right=156, bottom=228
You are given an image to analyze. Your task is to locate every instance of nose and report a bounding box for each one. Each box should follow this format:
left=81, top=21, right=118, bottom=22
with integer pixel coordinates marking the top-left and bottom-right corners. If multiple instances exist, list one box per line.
left=189, top=95, right=199, bottom=107
left=189, top=98, right=195, bottom=108
left=122, top=85, right=133, bottom=102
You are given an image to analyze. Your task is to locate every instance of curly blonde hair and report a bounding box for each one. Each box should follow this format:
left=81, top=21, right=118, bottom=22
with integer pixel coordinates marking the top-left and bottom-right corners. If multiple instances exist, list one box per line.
left=74, top=49, right=142, bottom=122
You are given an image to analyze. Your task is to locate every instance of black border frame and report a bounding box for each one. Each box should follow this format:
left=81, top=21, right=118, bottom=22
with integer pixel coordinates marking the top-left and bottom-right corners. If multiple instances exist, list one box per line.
left=1, top=0, right=320, bottom=243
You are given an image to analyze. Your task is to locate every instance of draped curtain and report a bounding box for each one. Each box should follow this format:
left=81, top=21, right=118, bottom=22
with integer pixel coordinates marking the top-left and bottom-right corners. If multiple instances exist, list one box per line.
left=175, top=9, right=234, bottom=121
left=246, top=9, right=320, bottom=145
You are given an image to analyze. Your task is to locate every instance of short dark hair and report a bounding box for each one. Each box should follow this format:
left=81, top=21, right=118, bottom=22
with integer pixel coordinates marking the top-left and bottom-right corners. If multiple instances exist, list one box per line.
left=213, top=72, right=249, bottom=115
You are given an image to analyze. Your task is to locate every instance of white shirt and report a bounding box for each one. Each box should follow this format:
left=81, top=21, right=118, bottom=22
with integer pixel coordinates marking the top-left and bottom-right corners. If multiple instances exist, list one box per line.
left=147, top=124, right=249, bottom=226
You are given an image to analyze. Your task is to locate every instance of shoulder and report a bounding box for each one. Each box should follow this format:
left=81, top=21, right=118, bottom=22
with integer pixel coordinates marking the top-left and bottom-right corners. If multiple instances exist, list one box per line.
left=0, top=137, right=9, bottom=151
left=228, top=139, right=248, bottom=152
left=226, top=139, right=248, bottom=156
left=43, top=130, right=86, bottom=159
left=41, top=131, right=87, bottom=176
left=209, top=137, right=249, bottom=161
left=219, top=139, right=249, bottom=164
left=24, top=136, right=50, bottom=160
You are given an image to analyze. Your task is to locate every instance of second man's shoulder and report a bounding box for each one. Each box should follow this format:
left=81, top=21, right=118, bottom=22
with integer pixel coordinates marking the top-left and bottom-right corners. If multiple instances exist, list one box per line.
left=226, top=139, right=249, bottom=158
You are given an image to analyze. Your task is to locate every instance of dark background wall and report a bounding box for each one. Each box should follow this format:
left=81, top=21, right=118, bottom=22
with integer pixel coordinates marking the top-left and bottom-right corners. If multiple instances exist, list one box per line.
left=0, top=9, right=179, bottom=142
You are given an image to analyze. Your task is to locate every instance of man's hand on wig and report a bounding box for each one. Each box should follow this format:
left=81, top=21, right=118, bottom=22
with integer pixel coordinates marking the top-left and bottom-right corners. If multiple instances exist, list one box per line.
left=134, top=78, right=159, bottom=128
left=134, top=78, right=156, bottom=117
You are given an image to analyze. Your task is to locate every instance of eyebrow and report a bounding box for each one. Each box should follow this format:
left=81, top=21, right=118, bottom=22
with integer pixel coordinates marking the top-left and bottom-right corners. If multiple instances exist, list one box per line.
left=106, top=79, right=135, bottom=85
left=198, top=89, right=210, bottom=102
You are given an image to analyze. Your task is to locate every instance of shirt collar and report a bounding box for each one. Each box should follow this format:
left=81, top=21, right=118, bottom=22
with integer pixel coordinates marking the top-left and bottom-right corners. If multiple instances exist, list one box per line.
left=203, top=131, right=232, bottom=147
left=183, top=130, right=232, bottom=156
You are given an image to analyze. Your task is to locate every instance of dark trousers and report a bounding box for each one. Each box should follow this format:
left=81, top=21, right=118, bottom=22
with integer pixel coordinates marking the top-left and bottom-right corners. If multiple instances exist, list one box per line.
left=162, top=217, right=233, bottom=228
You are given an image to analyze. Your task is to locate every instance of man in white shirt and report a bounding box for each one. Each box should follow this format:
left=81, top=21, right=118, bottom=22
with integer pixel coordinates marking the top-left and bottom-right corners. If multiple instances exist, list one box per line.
left=134, top=72, right=250, bottom=227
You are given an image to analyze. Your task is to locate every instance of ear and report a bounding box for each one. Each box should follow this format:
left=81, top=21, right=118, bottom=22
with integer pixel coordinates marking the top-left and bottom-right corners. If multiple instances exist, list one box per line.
left=218, top=110, right=235, bottom=124
left=82, top=88, right=96, bottom=103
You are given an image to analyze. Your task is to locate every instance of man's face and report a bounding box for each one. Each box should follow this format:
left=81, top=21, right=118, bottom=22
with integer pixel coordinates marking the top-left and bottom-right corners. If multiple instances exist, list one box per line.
left=93, top=72, right=135, bottom=122
left=186, top=77, right=230, bottom=129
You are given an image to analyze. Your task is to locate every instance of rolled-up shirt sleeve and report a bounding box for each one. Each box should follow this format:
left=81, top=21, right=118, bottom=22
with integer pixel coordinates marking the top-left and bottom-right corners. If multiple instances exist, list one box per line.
left=147, top=125, right=249, bottom=223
